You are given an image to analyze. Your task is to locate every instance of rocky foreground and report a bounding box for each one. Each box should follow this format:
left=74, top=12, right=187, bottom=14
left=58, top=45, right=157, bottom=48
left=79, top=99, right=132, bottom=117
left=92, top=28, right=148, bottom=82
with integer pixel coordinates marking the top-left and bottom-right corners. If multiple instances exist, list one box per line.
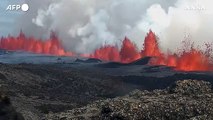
left=46, top=80, right=213, bottom=120
left=0, top=63, right=213, bottom=120
left=0, top=92, right=24, bottom=120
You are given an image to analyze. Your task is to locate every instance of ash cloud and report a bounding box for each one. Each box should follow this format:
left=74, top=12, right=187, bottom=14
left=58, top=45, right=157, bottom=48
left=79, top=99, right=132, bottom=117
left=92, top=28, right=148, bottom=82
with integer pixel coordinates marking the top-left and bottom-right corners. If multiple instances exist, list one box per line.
left=14, top=0, right=213, bottom=54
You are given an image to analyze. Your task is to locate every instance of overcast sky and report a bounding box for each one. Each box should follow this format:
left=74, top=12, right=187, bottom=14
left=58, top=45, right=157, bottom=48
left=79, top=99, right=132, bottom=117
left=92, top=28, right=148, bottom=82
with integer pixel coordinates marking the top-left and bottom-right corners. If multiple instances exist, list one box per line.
left=0, top=0, right=212, bottom=54
left=0, top=0, right=26, bottom=36
left=0, top=0, right=176, bottom=37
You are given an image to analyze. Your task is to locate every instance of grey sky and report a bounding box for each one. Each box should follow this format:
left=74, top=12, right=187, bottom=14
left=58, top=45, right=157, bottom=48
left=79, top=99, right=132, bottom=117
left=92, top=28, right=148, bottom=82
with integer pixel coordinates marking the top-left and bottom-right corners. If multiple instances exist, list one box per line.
left=1, top=0, right=212, bottom=54
left=0, top=0, right=26, bottom=36
left=0, top=0, right=176, bottom=37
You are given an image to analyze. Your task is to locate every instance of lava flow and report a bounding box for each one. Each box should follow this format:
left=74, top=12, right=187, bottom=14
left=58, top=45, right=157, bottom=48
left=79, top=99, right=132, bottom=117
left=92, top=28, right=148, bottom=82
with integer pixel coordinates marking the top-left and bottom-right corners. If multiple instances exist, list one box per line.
left=0, top=31, right=72, bottom=56
left=90, top=37, right=141, bottom=63
left=90, top=30, right=213, bottom=71
left=0, top=30, right=212, bottom=71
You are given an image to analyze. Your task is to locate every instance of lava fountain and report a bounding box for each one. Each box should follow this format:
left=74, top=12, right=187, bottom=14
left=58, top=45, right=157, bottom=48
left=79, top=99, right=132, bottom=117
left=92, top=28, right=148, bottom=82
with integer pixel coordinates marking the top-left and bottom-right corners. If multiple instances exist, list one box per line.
left=90, top=30, right=213, bottom=71
left=0, top=30, right=212, bottom=71
left=0, top=31, right=72, bottom=56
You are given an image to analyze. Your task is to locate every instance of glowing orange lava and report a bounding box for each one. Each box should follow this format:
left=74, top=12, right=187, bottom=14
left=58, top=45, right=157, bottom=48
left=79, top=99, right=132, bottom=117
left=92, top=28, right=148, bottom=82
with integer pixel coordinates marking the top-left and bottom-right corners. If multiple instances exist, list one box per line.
left=175, top=49, right=211, bottom=71
left=90, top=30, right=213, bottom=71
left=89, top=45, right=120, bottom=62
left=119, top=37, right=141, bottom=63
left=0, top=30, right=212, bottom=71
left=0, top=31, right=72, bottom=56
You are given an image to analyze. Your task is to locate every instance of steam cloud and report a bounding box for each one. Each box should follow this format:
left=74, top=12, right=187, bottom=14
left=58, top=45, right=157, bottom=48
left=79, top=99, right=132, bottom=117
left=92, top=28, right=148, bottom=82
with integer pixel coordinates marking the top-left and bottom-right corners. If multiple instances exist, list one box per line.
left=14, top=0, right=213, bottom=54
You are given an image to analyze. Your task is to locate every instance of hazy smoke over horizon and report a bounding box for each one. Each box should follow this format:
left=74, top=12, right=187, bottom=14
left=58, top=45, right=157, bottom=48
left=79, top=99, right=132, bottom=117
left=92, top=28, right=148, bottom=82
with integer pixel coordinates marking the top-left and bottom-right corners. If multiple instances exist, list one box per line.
left=14, top=0, right=213, bottom=54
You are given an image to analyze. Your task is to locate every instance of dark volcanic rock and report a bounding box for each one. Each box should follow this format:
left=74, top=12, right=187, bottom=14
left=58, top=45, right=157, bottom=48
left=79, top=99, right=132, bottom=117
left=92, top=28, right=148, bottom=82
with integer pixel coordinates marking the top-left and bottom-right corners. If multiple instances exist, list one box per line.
left=97, top=57, right=151, bottom=68
left=128, top=57, right=152, bottom=65
left=75, top=58, right=102, bottom=63
left=0, top=49, right=10, bottom=55
left=169, top=79, right=212, bottom=95
left=1, top=62, right=213, bottom=120
left=86, top=58, right=102, bottom=63
left=46, top=80, right=213, bottom=120
left=0, top=91, right=24, bottom=120
left=0, top=63, right=135, bottom=119
left=97, top=62, right=124, bottom=68
left=74, top=58, right=85, bottom=63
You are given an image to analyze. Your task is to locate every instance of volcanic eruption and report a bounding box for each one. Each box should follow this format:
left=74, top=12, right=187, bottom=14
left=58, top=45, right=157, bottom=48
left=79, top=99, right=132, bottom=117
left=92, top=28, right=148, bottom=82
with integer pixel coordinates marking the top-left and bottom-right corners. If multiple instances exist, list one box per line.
left=90, top=30, right=213, bottom=71
left=0, top=30, right=212, bottom=72
left=0, top=31, right=72, bottom=56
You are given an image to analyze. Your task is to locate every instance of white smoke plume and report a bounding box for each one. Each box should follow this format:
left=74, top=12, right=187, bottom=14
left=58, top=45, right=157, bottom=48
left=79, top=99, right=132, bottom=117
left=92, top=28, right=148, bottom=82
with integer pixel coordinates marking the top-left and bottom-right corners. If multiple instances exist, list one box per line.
left=138, top=0, right=213, bottom=52
left=14, top=0, right=213, bottom=53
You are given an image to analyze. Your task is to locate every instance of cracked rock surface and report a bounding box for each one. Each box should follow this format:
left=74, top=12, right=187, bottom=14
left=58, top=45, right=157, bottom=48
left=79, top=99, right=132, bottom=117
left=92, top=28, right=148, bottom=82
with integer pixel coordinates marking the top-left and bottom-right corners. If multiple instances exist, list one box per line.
left=46, top=80, right=213, bottom=120
left=0, top=63, right=213, bottom=120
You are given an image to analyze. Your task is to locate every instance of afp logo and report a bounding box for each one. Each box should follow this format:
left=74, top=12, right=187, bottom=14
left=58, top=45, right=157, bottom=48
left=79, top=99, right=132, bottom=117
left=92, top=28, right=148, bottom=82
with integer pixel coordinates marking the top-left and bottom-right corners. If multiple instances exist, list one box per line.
left=6, top=4, right=29, bottom=12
